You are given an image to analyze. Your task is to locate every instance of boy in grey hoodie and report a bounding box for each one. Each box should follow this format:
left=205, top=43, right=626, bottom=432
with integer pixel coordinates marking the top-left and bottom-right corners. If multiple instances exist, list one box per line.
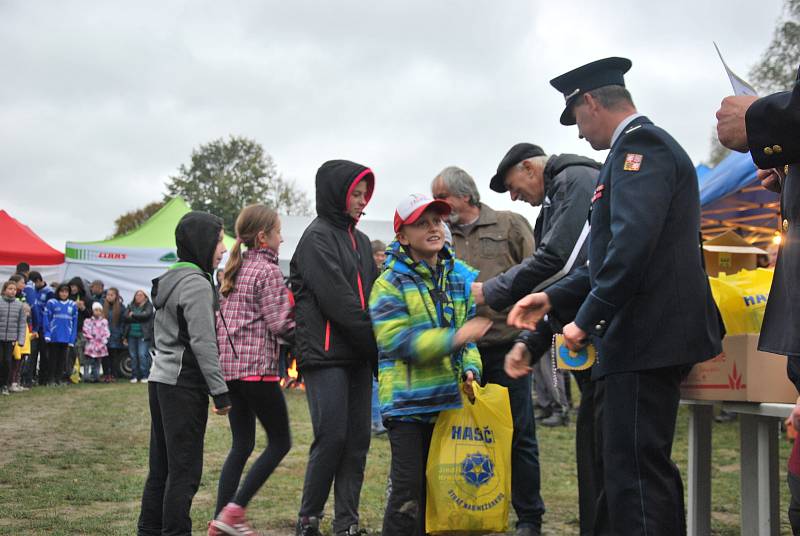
left=138, top=211, right=231, bottom=536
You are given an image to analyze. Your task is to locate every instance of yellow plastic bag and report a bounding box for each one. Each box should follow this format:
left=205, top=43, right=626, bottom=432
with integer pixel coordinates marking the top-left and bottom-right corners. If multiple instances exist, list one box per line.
left=708, top=268, right=774, bottom=335
left=425, top=383, right=513, bottom=535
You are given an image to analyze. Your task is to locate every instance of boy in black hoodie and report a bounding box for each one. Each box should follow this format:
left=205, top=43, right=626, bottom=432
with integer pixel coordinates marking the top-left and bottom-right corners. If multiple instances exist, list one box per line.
left=290, top=160, right=379, bottom=536
left=138, top=211, right=231, bottom=536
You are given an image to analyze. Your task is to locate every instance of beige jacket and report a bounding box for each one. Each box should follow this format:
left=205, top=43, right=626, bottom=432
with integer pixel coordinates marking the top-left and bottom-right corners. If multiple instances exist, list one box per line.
left=450, top=204, right=535, bottom=347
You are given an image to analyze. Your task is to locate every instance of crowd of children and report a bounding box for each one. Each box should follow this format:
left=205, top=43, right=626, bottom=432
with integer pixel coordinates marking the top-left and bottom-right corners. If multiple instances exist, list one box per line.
left=1, top=263, right=156, bottom=392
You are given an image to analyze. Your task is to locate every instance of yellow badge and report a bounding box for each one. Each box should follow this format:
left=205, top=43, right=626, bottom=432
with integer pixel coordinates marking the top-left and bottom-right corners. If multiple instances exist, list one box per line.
left=623, top=153, right=643, bottom=171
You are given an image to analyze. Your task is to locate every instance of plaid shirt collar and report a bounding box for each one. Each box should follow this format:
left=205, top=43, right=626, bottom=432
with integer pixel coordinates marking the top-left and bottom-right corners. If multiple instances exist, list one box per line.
left=244, top=247, right=279, bottom=265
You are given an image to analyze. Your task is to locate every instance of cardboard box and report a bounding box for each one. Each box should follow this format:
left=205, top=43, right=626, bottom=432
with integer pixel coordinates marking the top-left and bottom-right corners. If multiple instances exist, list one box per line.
left=681, top=334, right=797, bottom=403
left=703, top=230, right=767, bottom=277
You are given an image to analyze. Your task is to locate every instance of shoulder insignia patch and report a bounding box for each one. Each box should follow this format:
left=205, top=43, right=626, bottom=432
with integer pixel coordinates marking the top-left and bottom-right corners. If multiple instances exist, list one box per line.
left=623, top=153, right=643, bottom=171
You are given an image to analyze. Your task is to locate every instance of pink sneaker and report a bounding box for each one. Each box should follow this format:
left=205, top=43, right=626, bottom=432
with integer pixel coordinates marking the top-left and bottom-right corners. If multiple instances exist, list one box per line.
left=208, top=520, right=223, bottom=536
left=212, top=503, right=258, bottom=535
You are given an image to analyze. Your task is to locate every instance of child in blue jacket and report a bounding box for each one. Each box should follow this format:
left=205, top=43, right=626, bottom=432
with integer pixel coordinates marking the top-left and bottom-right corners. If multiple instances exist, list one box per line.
left=43, top=283, right=78, bottom=385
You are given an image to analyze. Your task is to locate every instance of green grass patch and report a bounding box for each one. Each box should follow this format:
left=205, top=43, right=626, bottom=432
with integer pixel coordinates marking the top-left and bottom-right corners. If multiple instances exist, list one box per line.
left=0, top=382, right=793, bottom=534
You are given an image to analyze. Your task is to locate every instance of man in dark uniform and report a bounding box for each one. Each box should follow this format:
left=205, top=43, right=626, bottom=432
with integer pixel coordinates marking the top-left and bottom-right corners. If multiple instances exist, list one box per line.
left=717, top=65, right=800, bottom=532
left=508, top=57, right=723, bottom=535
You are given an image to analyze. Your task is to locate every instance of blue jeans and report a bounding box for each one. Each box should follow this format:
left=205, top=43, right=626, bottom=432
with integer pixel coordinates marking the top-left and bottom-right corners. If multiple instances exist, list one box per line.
left=480, top=343, right=545, bottom=530
left=128, top=336, right=151, bottom=380
left=88, top=358, right=101, bottom=382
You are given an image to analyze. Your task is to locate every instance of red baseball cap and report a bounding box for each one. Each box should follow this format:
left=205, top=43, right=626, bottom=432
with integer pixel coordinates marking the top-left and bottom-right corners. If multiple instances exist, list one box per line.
left=393, top=193, right=451, bottom=233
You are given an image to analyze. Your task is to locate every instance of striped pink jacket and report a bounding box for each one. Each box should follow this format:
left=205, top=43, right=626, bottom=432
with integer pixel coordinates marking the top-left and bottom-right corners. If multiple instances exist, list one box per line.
left=217, top=248, right=294, bottom=381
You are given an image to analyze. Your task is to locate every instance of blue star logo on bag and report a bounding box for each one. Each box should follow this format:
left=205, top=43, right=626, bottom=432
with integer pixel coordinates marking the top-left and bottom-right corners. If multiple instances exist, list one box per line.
left=460, top=452, right=494, bottom=487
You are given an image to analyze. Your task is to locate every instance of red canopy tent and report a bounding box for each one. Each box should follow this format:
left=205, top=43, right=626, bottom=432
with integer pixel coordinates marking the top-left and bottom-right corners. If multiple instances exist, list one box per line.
left=0, top=210, right=64, bottom=279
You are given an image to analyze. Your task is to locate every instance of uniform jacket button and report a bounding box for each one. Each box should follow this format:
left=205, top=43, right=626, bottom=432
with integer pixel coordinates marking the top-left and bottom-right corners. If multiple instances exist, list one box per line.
left=595, top=324, right=603, bottom=332
left=764, top=146, right=774, bottom=156
left=773, top=145, right=783, bottom=154
left=784, top=219, right=790, bottom=233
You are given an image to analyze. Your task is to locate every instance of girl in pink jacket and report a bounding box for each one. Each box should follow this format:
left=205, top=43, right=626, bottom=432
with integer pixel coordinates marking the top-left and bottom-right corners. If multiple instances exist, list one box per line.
left=82, top=302, right=110, bottom=383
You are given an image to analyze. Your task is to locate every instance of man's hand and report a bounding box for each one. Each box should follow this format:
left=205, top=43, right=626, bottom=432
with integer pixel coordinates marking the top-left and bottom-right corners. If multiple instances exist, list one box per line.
left=471, top=282, right=485, bottom=306
left=716, top=95, right=758, bottom=152
left=462, top=370, right=476, bottom=402
left=454, top=317, right=493, bottom=347
left=791, top=397, right=800, bottom=432
left=507, top=293, right=551, bottom=330
left=504, top=341, right=532, bottom=379
left=212, top=405, right=231, bottom=416
left=563, top=322, right=588, bottom=351
left=758, top=167, right=784, bottom=194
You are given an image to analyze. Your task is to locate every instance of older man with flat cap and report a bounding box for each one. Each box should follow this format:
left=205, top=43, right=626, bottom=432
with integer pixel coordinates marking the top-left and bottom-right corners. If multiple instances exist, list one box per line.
left=507, top=57, right=722, bottom=535
left=475, top=142, right=602, bottom=534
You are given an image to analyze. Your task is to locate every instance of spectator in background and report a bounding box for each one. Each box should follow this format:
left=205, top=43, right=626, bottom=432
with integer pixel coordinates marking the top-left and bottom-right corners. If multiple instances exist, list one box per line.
left=125, top=290, right=154, bottom=384
left=89, top=280, right=106, bottom=308
left=371, top=240, right=386, bottom=271
left=9, top=274, right=26, bottom=301
left=43, top=283, right=78, bottom=386
left=82, top=302, right=109, bottom=383
left=10, top=303, right=32, bottom=392
left=15, top=262, right=30, bottom=278
left=67, top=277, right=91, bottom=383
left=31, top=273, right=54, bottom=387
left=103, top=288, right=126, bottom=383
left=0, top=281, right=26, bottom=395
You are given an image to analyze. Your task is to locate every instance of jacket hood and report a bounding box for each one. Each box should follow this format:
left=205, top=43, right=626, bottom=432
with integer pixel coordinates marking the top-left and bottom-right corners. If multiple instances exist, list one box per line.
left=315, top=159, right=375, bottom=228
left=544, top=153, right=602, bottom=194
left=67, top=277, right=87, bottom=295
left=151, top=266, right=215, bottom=311
left=175, top=211, right=224, bottom=274
left=384, top=239, right=456, bottom=279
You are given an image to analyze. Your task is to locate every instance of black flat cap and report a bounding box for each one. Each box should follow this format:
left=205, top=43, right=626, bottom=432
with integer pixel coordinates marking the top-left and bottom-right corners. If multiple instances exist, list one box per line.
left=489, top=143, right=546, bottom=193
left=549, top=57, right=632, bottom=126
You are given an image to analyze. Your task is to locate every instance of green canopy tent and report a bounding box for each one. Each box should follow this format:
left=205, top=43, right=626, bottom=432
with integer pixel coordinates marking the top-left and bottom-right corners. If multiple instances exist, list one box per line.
left=63, top=197, right=235, bottom=303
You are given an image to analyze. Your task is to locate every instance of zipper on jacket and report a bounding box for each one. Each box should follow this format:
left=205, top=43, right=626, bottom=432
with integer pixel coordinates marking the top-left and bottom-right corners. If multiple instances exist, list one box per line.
left=406, top=360, right=412, bottom=390
left=356, top=273, right=366, bottom=310
left=348, top=224, right=367, bottom=311
left=324, top=320, right=331, bottom=352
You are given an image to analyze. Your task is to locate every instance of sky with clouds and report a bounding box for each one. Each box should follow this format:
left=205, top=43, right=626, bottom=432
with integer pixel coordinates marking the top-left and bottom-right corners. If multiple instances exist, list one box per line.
left=0, top=0, right=786, bottom=249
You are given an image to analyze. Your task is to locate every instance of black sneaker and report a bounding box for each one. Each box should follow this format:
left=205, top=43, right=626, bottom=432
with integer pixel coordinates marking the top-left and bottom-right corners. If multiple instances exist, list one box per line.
left=336, top=525, right=368, bottom=536
left=296, top=517, right=321, bottom=536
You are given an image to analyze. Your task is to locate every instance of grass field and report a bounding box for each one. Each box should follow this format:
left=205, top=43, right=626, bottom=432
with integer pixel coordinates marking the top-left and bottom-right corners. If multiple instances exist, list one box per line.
left=0, top=382, right=793, bottom=535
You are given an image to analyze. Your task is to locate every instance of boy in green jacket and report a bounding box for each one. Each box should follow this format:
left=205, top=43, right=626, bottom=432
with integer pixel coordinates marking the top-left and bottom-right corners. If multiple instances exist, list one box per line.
left=369, top=193, right=491, bottom=536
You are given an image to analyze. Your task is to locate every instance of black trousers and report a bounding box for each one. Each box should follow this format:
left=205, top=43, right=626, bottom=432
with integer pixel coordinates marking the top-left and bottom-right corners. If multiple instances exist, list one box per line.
left=34, top=337, right=49, bottom=385
left=299, top=364, right=372, bottom=534
left=480, top=344, right=545, bottom=529
left=572, top=369, right=602, bottom=536
left=22, top=336, right=42, bottom=385
left=382, top=421, right=434, bottom=536
left=138, top=382, right=209, bottom=536
left=215, top=380, right=292, bottom=514
left=46, top=342, right=69, bottom=385
left=0, top=341, right=14, bottom=388
left=594, top=366, right=687, bottom=536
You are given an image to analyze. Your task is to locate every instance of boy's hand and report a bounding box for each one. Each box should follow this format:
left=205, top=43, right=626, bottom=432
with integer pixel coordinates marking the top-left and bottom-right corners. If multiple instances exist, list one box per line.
left=212, top=405, right=231, bottom=416
left=504, top=342, right=532, bottom=379
left=462, top=370, right=476, bottom=402
left=454, top=317, right=492, bottom=347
